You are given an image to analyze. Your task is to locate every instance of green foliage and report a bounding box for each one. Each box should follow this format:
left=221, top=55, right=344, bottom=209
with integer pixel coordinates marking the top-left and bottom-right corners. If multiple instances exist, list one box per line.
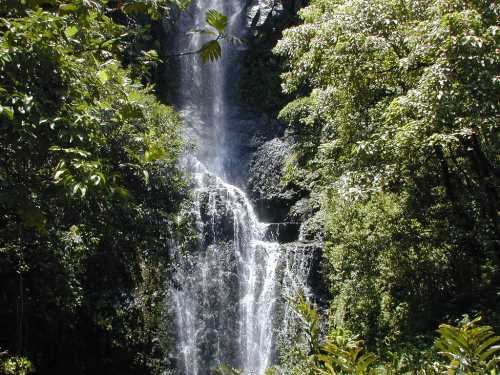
left=435, top=316, right=500, bottom=374
left=0, top=0, right=186, bottom=374
left=274, top=0, right=500, bottom=349
left=206, top=9, right=228, bottom=34
left=295, top=293, right=321, bottom=354
left=315, top=330, right=378, bottom=375
left=186, top=9, right=241, bottom=63
left=290, top=298, right=379, bottom=375
left=278, top=298, right=500, bottom=375
left=201, top=39, right=223, bottom=63
left=0, top=356, right=33, bottom=375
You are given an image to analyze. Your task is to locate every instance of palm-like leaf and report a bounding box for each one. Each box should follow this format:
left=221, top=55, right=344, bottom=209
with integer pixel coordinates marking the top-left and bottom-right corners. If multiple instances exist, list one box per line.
left=315, top=333, right=378, bottom=374
left=200, top=40, right=221, bottom=62
left=435, top=316, right=500, bottom=373
left=206, top=9, right=227, bottom=34
left=294, top=293, right=320, bottom=353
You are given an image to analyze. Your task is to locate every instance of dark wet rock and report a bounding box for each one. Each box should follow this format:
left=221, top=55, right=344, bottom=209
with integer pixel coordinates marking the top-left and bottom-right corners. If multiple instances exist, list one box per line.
left=287, top=197, right=315, bottom=222
left=279, top=241, right=329, bottom=305
left=224, top=111, right=285, bottom=186
left=247, top=138, right=303, bottom=222
left=264, top=222, right=301, bottom=243
left=299, top=211, right=325, bottom=243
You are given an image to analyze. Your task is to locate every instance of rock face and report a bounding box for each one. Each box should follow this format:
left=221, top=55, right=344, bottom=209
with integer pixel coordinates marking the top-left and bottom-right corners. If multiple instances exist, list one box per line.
left=264, top=222, right=300, bottom=242
left=223, top=110, right=285, bottom=187
left=278, top=241, right=329, bottom=305
left=246, top=135, right=328, bottom=305
left=245, top=0, right=283, bottom=29
left=247, top=138, right=301, bottom=222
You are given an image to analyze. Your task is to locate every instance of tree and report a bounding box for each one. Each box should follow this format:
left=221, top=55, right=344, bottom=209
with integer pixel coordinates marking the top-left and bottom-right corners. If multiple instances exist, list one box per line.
left=0, top=1, right=186, bottom=373
left=274, top=0, right=499, bottom=347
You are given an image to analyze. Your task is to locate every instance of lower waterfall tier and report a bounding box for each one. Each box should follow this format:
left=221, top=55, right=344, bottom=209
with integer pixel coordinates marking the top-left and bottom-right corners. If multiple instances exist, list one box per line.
left=169, top=160, right=314, bottom=375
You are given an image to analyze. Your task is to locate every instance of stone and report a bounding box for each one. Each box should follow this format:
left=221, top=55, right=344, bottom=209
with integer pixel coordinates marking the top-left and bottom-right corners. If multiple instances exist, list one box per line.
left=264, top=222, right=301, bottom=243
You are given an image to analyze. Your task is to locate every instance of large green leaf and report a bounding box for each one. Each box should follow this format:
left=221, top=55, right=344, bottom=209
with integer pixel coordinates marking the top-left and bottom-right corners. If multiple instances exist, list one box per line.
left=206, top=9, right=227, bottom=34
left=200, top=40, right=222, bottom=63
left=59, top=3, right=78, bottom=13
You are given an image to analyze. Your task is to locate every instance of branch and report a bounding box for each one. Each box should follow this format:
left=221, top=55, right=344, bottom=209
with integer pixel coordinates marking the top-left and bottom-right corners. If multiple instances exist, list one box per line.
left=166, top=34, right=224, bottom=59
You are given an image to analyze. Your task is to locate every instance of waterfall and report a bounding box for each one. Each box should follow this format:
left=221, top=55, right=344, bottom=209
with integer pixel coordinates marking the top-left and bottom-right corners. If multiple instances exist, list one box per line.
left=171, top=160, right=281, bottom=374
left=168, top=1, right=312, bottom=374
left=171, top=0, right=244, bottom=177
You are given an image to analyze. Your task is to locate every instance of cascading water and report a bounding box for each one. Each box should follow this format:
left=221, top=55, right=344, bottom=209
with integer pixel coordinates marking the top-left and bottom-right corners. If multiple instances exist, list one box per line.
left=172, top=160, right=281, bottom=375
left=168, top=1, right=312, bottom=374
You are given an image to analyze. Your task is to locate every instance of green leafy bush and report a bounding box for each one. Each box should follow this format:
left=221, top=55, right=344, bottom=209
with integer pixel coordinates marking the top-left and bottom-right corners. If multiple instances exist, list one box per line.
left=277, top=299, right=500, bottom=375
left=275, top=0, right=500, bottom=349
left=435, top=316, right=500, bottom=374
left=0, top=356, right=33, bottom=375
left=0, top=1, right=186, bottom=374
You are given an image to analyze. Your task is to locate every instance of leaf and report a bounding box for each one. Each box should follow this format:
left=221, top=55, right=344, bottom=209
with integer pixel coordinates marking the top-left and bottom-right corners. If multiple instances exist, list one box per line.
left=200, top=40, right=222, bottom=63
left=54, top=170, right=66, bottom=181
left=113, top=186, right=130, bottom=199
left=206, top=9, right=228, bottom=34
left=49, top=146, right=91, bottom=158
left=97, top=69, right=109, bottom=83
left=90, top=174, right=101, bottom=186
left=64, top=25, right=79, bottom=38
left=5, top=106, right=14, bottom=120
left=123, top=2, right=148, bottom=15
left=17, top=206, right=46, bottom=234
left=188, top=28, right=218, bottom=37
left=101, top=37, right=122, bottom=49
left=145, top=143, right=167, bottom=162
left=59, top=3, right=78, bottom=13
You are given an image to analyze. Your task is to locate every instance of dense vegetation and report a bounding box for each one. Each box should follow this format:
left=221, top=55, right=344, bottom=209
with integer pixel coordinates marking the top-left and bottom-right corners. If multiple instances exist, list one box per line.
left=0, top=1, right=187, bottom=373
left=271, top=0, right=499, bottom=372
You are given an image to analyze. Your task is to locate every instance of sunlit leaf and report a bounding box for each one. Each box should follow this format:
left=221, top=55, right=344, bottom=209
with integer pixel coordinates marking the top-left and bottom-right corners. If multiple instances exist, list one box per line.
left=64, top=25, right=79, bottom=38
left=206, top=9, right=227, bottom=34
left=97, top=69, right=109, bottom=83
left=59, top=3, right=78, bottom=13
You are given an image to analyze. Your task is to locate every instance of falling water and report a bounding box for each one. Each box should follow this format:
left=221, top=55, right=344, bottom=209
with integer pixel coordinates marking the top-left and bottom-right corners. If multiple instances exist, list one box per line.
left=168, top=1, right=312, bottom=374
left=171, top=0, right=244, bottom=176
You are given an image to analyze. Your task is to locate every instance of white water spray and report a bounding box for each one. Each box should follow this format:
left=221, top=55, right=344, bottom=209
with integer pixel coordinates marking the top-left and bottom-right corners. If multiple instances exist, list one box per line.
left=169, top=1, right=312, bottom=374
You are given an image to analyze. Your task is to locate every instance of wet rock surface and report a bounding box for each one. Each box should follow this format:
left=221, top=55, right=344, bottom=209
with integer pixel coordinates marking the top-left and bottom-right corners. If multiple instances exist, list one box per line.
left=224, top=110, right=285, bottom=186
left=245, top=135, right=328, bottom=304
left=247, top=138, right=303, bottom=222
left=264, top=222, right=301, bottom=243
left=245, top=0, right=283, bottom=29
left=279, top=241, right=329, bottom=305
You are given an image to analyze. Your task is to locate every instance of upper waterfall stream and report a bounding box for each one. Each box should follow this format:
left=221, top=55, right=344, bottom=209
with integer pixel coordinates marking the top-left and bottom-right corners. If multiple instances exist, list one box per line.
left=168, top=1, right=312, bottom=374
